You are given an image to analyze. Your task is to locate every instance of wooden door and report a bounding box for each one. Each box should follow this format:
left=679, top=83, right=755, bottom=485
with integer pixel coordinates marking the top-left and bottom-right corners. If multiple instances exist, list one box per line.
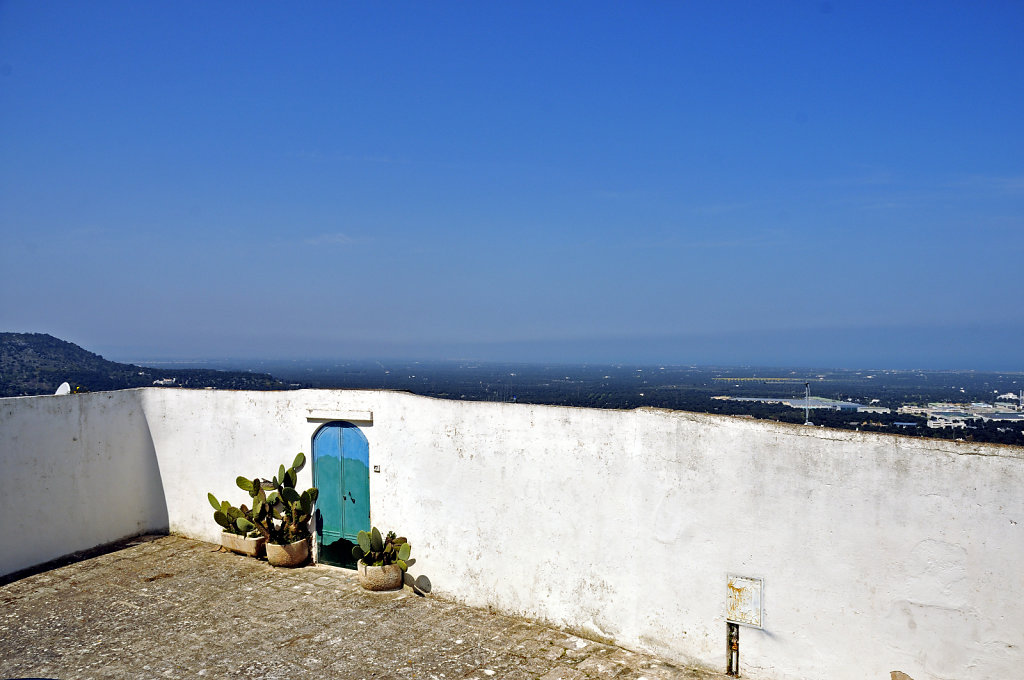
left=312, top=421, right=370, bottom=567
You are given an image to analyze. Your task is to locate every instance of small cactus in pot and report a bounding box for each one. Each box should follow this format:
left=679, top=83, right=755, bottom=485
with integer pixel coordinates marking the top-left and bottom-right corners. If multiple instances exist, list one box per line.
left=352, top=528, right=412, bottom=591
left=207, top=492, right=265, bottom=557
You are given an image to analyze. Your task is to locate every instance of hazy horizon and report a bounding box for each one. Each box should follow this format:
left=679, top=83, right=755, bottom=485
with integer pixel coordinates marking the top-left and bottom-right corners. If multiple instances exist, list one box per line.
left=81, top=320, right=1023, bottom=373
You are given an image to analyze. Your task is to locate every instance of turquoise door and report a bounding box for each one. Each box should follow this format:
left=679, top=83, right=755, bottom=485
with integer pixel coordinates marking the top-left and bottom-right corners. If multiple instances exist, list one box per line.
left=313, top=422, right=370, bottom=567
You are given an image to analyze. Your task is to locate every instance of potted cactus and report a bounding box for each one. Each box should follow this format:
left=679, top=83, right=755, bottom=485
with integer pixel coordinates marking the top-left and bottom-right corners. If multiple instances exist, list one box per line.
left=352, top=527, right=411, bottom=591
left=207, top=493, right=265, bottom=557
left=235, top=453, right=319, bottom=567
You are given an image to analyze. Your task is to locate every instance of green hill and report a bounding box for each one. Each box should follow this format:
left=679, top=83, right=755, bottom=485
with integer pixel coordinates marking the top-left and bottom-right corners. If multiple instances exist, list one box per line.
left=0, top=333, right=288, bottom=397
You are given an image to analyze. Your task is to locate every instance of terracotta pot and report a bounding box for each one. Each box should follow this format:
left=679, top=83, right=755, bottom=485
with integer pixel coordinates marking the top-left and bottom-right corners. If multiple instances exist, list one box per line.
left=357, top=560, right=404, bottom=591
left=266, top=538, right=309, bottom=567
left=221, top=532, right=265, bottom=558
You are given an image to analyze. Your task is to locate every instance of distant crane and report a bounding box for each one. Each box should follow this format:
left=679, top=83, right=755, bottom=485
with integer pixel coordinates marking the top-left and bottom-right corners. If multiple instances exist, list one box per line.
left=804, top=382, right=813, bottom=426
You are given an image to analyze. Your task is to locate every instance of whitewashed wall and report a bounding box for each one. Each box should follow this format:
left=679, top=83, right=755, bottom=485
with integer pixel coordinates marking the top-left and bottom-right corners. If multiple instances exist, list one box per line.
left=0, top=390, right=167, bottom=576
left=362, top=395, right=1024, bottom=680
left=1, top=387, right=1021, bottom=680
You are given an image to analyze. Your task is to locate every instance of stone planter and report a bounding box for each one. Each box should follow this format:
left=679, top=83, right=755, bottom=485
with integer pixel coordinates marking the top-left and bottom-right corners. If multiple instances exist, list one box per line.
left=357, top=560, right=404, bottom=591
left=266, top=538, right=309, bottom=567
left=220, top=532, right=265, bottom=558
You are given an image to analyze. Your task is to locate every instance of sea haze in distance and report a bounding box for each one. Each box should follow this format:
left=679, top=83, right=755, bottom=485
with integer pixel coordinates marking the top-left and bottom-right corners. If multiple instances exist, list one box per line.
left=111, top=320, right=1024, bottom=373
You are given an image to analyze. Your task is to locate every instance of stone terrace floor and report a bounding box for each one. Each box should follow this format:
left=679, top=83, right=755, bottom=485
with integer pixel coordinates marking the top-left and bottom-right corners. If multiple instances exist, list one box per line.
left=0, top=535, right=732, bottom=680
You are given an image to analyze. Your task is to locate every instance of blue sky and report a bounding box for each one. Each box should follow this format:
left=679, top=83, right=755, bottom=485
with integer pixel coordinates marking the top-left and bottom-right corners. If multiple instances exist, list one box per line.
left=1, top=1, right=1022, bottom=369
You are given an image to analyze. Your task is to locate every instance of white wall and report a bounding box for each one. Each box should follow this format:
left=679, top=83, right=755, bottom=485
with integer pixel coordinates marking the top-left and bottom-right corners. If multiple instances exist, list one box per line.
left=366, top=396, right=1024, bottom=680
left=2, top=387, right=1022, bottom=680
left=0, top=390, right=168, bottom=576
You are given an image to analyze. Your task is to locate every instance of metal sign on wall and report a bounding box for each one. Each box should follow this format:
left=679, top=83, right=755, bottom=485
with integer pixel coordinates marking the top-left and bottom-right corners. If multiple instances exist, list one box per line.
left=726, top=575, right=764, bottom=629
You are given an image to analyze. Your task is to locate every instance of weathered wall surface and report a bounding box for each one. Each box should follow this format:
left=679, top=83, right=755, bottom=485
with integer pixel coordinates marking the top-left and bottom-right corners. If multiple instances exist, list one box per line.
left=366, top=396, right=1024, bottom=680
left=0, top=390, right=168, bottom=576
left=2, top=387, right=1021, bottom=680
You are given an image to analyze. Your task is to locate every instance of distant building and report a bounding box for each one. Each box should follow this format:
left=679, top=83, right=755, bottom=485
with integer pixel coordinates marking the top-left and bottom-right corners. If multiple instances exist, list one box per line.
left=979, top=412, right=1024, bottom=423
left=904, top=400, right=1024, bottom=427
left=731, top=396, right=862, bottom=411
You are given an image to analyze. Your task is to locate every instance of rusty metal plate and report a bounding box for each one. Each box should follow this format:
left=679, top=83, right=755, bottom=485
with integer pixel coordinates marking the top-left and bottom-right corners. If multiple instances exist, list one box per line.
left=726, top=575, right=763, bottom=628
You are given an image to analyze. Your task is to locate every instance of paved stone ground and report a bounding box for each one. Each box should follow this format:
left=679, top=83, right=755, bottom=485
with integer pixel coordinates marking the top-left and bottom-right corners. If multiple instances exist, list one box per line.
left=0, top=535, right=732, bottom=680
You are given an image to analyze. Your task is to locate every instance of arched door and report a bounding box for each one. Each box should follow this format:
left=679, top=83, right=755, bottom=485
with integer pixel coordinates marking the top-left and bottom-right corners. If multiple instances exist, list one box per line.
left=312, top=421, right=370, bottom=567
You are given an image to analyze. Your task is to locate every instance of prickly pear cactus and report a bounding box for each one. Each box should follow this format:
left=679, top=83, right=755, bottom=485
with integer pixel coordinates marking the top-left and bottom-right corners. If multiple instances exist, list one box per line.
left=352, top=527, right=412, bottom=571
left=209, top=453, right=318, bottom=547
left=208, top=492, right=252, bottom=536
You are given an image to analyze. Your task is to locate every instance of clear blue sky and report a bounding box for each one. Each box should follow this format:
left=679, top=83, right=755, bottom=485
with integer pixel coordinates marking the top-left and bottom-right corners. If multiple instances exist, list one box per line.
left=1, top=1, right=1022, bottom=369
